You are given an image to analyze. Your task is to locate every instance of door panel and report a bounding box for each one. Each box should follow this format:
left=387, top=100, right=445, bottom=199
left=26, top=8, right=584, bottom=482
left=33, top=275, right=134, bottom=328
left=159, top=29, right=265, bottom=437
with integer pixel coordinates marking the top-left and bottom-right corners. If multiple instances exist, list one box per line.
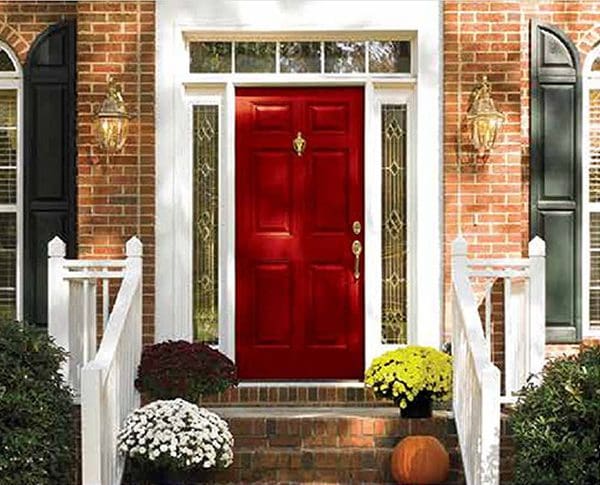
left=310, top=150, right=348, bottom=233
left=253, top=263, right=293, bottom=346
left=236, top=87, right=364, bottom=379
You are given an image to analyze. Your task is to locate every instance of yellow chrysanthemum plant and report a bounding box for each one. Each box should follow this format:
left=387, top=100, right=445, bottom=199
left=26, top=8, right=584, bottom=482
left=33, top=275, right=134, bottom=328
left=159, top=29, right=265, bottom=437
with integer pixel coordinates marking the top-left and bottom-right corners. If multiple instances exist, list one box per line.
left=364, top=346, right=452, bottom=418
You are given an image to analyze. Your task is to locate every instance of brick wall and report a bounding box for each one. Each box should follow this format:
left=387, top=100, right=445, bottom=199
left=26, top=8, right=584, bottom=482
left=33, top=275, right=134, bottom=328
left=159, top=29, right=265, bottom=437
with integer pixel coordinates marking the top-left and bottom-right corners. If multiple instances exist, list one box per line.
left=0, top=2, right=76, bottom=61
left=0, top=1, right=155, bottom=344
left=443, top=0, right=524, bottom=339
left=77, top=0, right=155, bottom=344
left=443, top=0, right=600, bottom=343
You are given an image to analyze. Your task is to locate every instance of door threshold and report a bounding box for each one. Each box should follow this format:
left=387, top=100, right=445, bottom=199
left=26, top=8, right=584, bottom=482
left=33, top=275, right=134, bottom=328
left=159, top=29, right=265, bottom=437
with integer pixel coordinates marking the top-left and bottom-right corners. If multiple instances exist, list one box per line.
left=238, top=380, right=364, bottom=388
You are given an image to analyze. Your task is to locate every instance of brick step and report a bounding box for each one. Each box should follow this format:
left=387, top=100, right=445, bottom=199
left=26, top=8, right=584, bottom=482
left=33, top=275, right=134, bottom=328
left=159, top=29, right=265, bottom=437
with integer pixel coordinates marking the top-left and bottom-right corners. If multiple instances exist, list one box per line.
left=199, top=384, right=394, bottom=407
left=204, top=407, right=465, bottom=484
left=211, top=447, right=397, bottom=484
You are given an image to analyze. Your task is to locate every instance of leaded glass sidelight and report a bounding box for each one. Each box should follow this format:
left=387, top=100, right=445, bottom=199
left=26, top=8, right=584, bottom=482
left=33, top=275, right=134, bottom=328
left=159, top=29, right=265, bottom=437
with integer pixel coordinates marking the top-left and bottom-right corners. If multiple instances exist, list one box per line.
left=193, top=106, right=219, bottom=344
left=381, top=105, right=407, bottom=344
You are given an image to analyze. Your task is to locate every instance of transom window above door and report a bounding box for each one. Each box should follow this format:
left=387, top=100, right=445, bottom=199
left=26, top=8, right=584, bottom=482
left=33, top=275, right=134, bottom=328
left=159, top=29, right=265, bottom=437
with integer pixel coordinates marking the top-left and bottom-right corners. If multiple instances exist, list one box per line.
left=189, top=40, right=412, bottom=75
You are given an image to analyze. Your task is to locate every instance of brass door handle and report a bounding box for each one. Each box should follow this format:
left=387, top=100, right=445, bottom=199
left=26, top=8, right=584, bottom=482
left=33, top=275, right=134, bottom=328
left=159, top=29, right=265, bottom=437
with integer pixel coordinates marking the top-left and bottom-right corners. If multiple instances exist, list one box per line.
left=352, top=240, right=362, bottom=280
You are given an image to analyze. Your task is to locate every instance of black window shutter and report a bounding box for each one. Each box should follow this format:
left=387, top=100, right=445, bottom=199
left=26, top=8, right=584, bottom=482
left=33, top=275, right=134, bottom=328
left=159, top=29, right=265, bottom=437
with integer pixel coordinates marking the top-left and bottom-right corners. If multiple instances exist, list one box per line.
left=530, top=20, right=582, bottom=343
left=24, top=20, right=77, bottom=326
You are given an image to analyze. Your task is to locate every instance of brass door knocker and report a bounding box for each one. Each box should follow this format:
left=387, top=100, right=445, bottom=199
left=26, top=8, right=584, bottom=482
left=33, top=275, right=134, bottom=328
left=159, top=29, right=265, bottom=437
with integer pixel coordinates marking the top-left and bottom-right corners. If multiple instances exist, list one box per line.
left=292, top=131, right=306, bottom=156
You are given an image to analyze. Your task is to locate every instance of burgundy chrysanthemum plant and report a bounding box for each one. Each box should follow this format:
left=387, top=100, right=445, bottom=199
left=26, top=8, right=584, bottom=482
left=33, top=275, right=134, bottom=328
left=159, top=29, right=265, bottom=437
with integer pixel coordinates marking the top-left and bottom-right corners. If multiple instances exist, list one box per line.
left=135, top=340, right=238, bottom=403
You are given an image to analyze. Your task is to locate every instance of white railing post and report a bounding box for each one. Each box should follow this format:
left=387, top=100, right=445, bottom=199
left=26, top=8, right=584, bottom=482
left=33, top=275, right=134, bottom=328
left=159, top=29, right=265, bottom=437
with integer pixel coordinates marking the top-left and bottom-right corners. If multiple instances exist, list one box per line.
left=480, top=366, right=501, bottom=485
left=528, top=237, right=546, bottom=378
left=48, top=236, right=70, bottom=383
left=126, top=236, right=143, bottom=275
left=81, top=364, right=103, bottom=485
left=451, top=236, right=469, bottom=279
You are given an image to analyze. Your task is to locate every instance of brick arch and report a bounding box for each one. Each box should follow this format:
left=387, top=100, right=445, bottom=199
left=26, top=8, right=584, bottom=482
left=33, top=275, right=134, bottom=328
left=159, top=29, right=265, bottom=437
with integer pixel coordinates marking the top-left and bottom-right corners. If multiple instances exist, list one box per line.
left=0, top=22, right=29, bottom=64
left=578, top=24, right=600, bottom=62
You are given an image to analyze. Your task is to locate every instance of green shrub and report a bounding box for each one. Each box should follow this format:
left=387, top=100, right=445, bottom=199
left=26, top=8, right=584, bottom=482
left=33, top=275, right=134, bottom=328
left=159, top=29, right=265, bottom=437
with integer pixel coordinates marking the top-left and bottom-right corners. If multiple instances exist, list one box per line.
left=511, top=346, right=600, bottom=485
left=0, top=321, right=74, bottom=485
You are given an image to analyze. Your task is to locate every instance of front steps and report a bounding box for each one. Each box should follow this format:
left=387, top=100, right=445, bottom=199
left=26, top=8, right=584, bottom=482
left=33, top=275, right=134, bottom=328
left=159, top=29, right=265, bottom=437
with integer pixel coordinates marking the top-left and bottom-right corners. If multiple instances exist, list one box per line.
left=208, top=406, right=465, bottom=484
left=196, top=385, right=464, bottom=484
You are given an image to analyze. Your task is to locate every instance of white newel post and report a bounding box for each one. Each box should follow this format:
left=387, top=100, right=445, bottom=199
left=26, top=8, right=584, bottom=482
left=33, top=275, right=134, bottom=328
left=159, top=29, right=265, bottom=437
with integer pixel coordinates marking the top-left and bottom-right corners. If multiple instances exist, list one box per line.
left=451, top=237, right=469, bottom=283
left=528, top=237, right=546, bottom=378
left=126, top=236, right=144, bottom=407
left=48, top=237, right=70, bottom=383
left=81, top=363, right=103, bottom=485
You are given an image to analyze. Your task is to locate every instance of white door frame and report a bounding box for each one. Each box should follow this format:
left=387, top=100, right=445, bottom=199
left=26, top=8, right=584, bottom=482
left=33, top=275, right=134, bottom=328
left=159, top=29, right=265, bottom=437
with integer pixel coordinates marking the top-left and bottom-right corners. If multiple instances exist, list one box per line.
left=156, top=1, right=443, bottom=369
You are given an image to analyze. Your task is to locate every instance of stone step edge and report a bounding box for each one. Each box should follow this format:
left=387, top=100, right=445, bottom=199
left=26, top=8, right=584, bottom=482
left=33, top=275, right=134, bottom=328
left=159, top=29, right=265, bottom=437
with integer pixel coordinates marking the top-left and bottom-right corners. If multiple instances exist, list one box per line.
left=198, top=385, right=387, bottom=406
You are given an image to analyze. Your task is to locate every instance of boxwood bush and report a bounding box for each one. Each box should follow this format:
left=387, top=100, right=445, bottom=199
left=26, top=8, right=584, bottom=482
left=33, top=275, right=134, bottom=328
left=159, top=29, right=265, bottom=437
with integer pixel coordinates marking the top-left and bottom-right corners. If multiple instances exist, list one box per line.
left=511, top=346, right=600, bottom=485
left=0, top=321, right=74, bottom=485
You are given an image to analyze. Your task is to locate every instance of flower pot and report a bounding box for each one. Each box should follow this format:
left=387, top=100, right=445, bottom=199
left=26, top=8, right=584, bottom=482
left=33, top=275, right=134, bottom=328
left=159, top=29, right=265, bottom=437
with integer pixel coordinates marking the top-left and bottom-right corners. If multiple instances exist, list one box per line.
left=390, top=436, right=449, bottom=484
left=399, top=393, right=432, bottom=419
left=145, top=468, right=215, bottom=485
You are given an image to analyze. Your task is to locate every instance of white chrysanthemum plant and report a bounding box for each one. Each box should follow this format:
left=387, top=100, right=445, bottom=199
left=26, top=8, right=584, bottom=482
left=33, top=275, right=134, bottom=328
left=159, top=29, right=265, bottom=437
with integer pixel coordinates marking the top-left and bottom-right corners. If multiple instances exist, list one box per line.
left=118, top=399, right=234, bottom=474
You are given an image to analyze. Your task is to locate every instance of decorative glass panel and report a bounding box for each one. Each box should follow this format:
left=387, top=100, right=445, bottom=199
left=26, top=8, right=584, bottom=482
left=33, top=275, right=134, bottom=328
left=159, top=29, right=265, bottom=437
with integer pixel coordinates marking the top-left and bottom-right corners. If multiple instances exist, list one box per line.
left=193, top=106, right=219, bottom=344
left=189, top=42, right=232, bottom=73
left=0, top=50, right=15, bottom=72
left=0, top=90, right=17, bottom=205
left=0, top=212, right=16, bottom=321
left=324, top=42, right=365, bottom=73
left=235, top=42, right=276, bottom=73
left=382, top=105, right=407, bottom=344
left=369, top=41, right=411, bottom=73
left=593, top=56, right=600, bottom=72
left=280, top=42, right=321, bottom=73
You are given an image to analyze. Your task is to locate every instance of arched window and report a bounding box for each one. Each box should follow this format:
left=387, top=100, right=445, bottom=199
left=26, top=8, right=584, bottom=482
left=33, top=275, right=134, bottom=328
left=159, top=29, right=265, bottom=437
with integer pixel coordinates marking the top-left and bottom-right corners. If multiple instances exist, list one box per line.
left=0, top=43, right=22, bottom=321
left=583, top=44, right=600, bottom=338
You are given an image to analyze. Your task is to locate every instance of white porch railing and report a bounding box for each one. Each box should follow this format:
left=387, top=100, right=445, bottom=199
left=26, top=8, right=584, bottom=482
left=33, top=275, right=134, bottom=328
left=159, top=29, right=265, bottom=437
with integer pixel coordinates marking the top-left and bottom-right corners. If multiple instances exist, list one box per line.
left=451, top=236, right=545, bottom=485
left=48, top=236, right=143, bottom=485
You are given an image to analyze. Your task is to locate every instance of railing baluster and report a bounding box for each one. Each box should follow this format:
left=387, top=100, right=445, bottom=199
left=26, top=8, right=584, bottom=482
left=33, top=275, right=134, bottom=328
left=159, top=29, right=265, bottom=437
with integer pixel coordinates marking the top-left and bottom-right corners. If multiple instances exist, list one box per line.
left=103, top=272, right=110, bottom=330
left=484, top=282, right=493, bottom=359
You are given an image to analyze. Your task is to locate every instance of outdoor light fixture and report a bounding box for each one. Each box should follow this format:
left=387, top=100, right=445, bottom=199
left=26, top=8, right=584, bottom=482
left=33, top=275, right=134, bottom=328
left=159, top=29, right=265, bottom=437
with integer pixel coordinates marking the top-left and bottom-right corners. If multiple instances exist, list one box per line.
left=94, top=76, right=131, bottom=154
left=467, top=75, right=505, bottom=158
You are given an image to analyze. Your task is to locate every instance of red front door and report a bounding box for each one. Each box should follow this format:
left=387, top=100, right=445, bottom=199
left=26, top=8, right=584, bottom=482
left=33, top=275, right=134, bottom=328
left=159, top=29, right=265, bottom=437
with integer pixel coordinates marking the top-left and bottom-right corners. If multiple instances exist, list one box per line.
left=236, top=87, right=364, bottom=380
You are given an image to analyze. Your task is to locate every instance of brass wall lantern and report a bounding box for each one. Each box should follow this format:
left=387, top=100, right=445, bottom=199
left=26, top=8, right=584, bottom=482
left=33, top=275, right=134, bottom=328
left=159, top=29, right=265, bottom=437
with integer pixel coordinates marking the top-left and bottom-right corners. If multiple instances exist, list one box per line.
left=467, top=76, right=505, bottom=158
left=94, top=76, right=132, bottom=154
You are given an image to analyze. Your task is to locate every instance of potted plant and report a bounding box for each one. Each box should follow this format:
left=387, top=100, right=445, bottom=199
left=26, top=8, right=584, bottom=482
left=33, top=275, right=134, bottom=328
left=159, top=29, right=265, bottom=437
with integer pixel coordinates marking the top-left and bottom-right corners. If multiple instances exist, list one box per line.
left=135, top=340, right=238, bottom=403
left=366, top=346, right=452, bottom=484
left=364, top=345, right=452, bottom=418
left=118, top=398, right=234, bottom=485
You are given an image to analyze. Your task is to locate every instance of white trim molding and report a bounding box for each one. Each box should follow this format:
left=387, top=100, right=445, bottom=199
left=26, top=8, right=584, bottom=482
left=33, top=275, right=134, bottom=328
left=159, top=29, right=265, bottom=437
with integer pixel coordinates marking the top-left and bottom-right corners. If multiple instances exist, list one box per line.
left=156, top=1, right=443, bottom=364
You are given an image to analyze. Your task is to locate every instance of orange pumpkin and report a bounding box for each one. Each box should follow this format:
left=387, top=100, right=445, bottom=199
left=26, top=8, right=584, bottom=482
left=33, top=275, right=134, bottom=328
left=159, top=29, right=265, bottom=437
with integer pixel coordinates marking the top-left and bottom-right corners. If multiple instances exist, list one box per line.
left=390, top=436, right=450, bottom=484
